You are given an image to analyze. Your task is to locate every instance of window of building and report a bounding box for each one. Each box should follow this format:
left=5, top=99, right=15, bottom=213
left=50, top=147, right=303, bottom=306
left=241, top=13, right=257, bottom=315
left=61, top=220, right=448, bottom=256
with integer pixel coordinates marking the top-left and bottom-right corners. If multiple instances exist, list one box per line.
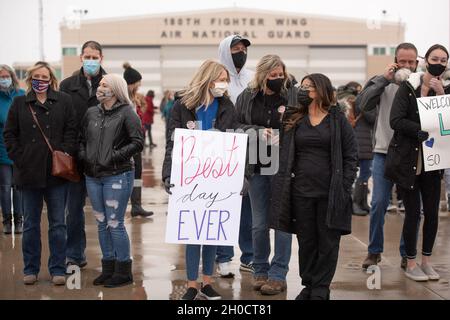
left=373, top=47, right=387, bottom=56
left=62, top=47, right=77, bottom=56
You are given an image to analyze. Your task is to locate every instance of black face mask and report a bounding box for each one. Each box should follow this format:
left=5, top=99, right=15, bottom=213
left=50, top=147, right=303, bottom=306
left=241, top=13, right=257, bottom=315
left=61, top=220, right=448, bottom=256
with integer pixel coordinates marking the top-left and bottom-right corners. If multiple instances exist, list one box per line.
left=427, top=63, right=447, bottom=77
left=297, top=89, right=313, bottom=107
left=232, top=52, right=247, bottom=69
left=266, top=78, right=284, bottom=94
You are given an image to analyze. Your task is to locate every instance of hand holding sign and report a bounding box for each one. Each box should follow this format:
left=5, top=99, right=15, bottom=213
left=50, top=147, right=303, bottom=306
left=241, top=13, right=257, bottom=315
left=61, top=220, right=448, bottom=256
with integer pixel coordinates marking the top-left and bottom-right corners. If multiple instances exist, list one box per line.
left=417, top=94, right=450, bottom=171
left=165, top=129, right=248, bottom=245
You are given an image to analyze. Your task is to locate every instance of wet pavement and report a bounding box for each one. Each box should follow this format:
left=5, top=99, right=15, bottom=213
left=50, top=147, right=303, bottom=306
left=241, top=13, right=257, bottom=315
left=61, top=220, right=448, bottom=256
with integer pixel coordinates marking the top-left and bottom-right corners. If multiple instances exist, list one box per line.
left=1, top=113, right=450, bottom=300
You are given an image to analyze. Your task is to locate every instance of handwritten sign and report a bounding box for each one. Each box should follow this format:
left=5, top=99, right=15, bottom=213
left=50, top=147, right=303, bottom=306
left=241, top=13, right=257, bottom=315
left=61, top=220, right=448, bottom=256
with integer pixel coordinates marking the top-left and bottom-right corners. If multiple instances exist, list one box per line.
left=165, top=129, right=248, bottom=245
left=417, top=94, right=450, bottom=171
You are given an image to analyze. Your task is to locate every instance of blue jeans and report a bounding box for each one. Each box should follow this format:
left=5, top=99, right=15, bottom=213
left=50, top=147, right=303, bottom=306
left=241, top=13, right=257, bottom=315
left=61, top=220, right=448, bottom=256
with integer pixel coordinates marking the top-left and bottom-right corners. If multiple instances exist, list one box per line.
left=0, top=164, right=22, bottom=222
left=22, top=184, right=68, bottom=276
left=358, top=159, right=373, bottom=182
left=248, top=174, right=292, bottom=281
left=186, top=245, right=217, bottom=281
left=65, top=179, right=87, bottom=264
left=368, top=153, right=419, bottom=257
left=85, top=171, right=134, bottom=262
left=216, top=195, right=253, bottom=265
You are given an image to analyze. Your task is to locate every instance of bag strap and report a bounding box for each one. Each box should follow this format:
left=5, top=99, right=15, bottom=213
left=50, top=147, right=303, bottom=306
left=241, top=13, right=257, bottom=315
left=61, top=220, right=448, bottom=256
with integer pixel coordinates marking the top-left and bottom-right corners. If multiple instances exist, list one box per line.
left=28, top=104, right=54, bottom=153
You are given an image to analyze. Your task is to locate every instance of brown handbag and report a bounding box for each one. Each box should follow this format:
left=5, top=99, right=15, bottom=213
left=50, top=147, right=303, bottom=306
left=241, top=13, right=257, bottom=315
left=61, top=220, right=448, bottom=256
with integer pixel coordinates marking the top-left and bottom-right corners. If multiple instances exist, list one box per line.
left=29, top=104, right=80, bottom=182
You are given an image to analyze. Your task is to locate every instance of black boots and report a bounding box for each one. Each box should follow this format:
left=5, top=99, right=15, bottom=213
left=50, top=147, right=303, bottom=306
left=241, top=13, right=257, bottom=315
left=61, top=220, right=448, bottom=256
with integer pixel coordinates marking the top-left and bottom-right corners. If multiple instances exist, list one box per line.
left=3, top=214, right=23, bottom=234
left=93, top=259, right=116, bottom=286
left=130, top=187, right=154, bottom=217
left=3, top=215, right=12, bottom=234
left=352, top=180, right=370, bottom=216
left=14, top=214, right=23, bottom=234
left=104, top=260, right=133, bottom=288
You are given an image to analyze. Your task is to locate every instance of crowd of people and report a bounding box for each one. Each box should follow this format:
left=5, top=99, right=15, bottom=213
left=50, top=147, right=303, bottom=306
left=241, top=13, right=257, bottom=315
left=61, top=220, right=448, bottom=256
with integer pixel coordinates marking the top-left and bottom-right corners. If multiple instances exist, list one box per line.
left=0, top=35, right=449, bottom=300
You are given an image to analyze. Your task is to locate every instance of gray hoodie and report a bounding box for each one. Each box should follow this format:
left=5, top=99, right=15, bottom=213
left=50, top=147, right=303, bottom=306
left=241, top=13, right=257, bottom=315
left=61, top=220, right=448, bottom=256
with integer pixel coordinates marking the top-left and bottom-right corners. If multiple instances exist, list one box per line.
left=356, top=75, right=399, bottom=154
left=218, top=35, right=255, bottom=105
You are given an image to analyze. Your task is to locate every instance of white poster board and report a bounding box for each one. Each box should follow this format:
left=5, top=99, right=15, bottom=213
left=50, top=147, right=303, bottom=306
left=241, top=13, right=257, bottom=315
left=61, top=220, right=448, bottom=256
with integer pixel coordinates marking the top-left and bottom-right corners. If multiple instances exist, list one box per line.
left=165, top=129, right=248, bottom=245
left=417, top=94, right=450, bottom=172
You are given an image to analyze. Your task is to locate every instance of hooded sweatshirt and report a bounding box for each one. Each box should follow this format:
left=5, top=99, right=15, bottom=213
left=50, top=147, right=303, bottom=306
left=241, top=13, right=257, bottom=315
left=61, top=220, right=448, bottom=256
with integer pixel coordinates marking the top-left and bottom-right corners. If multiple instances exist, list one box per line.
left=218, top=35, right=255, bottom=105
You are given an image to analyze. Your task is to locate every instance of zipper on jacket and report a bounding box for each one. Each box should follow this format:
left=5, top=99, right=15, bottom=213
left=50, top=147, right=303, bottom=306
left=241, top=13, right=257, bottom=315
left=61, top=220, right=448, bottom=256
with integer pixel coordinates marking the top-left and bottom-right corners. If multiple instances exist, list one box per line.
left=92, top=112, right=106, bottom=176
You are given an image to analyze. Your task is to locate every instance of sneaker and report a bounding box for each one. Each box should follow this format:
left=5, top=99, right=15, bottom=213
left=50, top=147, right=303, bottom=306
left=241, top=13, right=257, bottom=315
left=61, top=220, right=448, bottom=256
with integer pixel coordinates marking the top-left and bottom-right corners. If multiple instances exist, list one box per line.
left=239, top=262, right=254, bottom=273
left=397, top=200, right=405, bottom=212
left=199, top=284, right=222, bottom=300
left=217, top=262, right=234, bottom=278
left=3, top=222, right=12, bottom=235
left=23, top=275, right=38, bottom=285
left=362, top=253, right=381, bottom=269
left=387, top=202, right=397, bottom=212
left=252, top=275, right=268, bottom=291
left=260, top=279, right=287, bottom=295
left=181, top=287, right=198, bottom=300
left=52, top=275, right=66, bottom=286
left=405, top=264, right=429, bottom=281
left=401, top=257, right=407, bottom=271
left=421, top=264, right=440, bottom=280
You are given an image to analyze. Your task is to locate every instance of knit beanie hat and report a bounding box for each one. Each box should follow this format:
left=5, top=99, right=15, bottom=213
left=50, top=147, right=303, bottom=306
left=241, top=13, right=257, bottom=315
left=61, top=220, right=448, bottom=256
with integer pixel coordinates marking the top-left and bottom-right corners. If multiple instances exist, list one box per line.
left=123, top=62, right=142, bottom=85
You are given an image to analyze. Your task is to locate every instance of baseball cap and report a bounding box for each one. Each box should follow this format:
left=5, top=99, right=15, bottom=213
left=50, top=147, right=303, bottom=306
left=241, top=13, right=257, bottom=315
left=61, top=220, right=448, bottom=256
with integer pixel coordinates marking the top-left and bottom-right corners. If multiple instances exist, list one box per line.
left=230, top=35, right=251, bottom=48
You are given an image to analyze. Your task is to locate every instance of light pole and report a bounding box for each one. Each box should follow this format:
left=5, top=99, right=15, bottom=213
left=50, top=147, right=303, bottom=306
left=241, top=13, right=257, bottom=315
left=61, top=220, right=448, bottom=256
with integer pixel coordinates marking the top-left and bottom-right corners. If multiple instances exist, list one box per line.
left=38, top=0, right=44, bottom=61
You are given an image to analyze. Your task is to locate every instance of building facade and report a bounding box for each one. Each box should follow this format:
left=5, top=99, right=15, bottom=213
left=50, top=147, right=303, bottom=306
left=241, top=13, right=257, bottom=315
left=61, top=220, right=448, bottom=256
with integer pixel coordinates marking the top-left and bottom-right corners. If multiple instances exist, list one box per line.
left=60, top=8, right=405, bottom=95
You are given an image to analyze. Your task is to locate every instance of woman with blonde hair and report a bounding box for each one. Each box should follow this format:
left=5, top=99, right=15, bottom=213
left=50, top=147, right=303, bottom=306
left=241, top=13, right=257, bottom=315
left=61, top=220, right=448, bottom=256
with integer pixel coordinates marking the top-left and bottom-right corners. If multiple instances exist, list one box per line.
left=0, top=64, right=25, bottom=235
left=4, top=61, right=77, bottom=285
left=234, top=54, right=297, bottom=296
left=80, top=74, right=144, bottom=288
left=162, top=60, right=234, bottom=300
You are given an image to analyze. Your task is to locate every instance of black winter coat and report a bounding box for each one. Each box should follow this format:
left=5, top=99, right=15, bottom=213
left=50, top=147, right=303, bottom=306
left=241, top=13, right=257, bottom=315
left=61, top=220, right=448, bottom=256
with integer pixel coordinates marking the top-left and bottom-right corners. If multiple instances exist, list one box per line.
left=80, top=103, right=144, bottom=178
left=3, top=89, right=77, bottom=188
left=354, top=106, right=376, bottom=160
left=162, top=96, right=236, bottom=181
left=269, top=106, right=358, bottom=235
left=385, top=73, right=450, bottom=190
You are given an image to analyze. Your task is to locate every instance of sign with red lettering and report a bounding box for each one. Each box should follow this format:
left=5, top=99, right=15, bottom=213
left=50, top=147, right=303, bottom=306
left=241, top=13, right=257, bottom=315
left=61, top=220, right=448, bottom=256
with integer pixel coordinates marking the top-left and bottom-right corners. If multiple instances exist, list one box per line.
left=165, top=129, right=248, bottom=245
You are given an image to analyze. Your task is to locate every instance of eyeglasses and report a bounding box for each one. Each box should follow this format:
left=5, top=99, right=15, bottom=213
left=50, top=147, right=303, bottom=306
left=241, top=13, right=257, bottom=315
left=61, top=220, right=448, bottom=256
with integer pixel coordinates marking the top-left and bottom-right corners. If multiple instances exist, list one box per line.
left=299, top=85, right=315, bottom=91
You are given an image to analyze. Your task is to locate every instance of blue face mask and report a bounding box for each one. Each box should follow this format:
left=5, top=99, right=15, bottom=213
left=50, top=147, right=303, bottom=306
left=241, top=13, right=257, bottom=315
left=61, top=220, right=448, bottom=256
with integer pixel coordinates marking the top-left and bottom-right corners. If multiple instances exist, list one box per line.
left=0, top=77, right=12, bottom=90
left=83, top=59, right=101, bottom=76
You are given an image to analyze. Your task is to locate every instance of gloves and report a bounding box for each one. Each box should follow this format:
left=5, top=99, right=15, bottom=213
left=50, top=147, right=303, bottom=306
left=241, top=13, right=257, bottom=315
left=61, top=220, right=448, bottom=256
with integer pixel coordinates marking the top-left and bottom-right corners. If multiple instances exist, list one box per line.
left=240, top=177, right=250, bottom=196
left=164, top=178, right=174, bottom=195
left=417, top=130, right=429, bottom=143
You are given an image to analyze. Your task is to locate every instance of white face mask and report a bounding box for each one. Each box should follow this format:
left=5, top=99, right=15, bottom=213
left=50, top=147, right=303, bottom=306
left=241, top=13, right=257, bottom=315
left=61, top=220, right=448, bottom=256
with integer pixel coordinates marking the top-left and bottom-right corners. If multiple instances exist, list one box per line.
left=210, top=81, right=228, bottom=98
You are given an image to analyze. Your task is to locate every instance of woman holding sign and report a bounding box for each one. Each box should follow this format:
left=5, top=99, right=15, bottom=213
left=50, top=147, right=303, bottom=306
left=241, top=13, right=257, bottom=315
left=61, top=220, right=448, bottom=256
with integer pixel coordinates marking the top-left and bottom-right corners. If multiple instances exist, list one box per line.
left=270, top=73, right=358, bottom=300
left=385, top=44, right=450, bottom=282
left=234, top=54, right=298, bottom=296
left=162, top=60, right=235, bottom=300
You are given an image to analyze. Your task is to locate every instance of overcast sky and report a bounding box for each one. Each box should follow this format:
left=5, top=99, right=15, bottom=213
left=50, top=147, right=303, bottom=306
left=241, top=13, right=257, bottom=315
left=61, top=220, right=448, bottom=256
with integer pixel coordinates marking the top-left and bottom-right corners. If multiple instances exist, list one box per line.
left=0, top=0, right=449, bottom=66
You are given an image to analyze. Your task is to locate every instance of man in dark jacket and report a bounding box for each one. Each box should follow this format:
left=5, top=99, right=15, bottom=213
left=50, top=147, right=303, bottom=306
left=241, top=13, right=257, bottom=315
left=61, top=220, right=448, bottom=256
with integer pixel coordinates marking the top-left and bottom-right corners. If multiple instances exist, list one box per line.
left=356, top=43, right=419, bottom=270
left=59, top=40, right=107, bottom=270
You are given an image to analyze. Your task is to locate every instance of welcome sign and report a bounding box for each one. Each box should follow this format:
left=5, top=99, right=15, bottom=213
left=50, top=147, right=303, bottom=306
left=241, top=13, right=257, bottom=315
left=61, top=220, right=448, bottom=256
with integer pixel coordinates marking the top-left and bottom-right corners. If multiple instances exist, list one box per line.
left=165, top=129, right=248, bottom=245
left=417, top=94, right=450, bottom=172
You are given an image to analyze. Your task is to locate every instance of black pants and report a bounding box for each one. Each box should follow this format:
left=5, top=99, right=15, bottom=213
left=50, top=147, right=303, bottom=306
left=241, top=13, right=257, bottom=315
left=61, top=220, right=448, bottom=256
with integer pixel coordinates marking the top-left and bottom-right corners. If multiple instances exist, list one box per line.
left=131, top=153, right=143, bottom=206
left=398, top=171, right=440, bottom=259
left=293, top=196, right=341, bottom=299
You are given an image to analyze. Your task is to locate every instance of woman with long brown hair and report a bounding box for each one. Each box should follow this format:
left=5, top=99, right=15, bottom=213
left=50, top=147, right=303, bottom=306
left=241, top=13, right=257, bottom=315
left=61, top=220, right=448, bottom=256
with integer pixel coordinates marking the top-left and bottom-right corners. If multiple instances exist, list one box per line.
left=270, top=73, right=358, bottom=300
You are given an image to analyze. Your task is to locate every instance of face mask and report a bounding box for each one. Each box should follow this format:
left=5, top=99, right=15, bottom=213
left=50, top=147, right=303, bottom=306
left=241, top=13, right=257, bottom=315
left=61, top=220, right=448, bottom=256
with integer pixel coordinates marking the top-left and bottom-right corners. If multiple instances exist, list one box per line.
left=210, top=81, right=228, bottom=98
left=297, top=89, right=313, bottom=107
left=427, top=62, right=447, bottom=77
left=232, top=51, right=247, bottom=69
left=266, top=78, right=284, bottom=94
left=31, top=79, right=50, bottom=93
left=0, top=77, right=12, bottom=90
left=96, top=88, right=113, bottom=102
left=83, top=59, right=101, bottom=76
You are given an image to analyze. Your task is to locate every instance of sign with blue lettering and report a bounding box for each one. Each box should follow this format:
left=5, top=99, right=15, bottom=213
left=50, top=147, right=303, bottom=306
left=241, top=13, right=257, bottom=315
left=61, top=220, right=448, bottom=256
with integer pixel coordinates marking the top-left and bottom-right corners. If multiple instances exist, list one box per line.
left=417, top=94, right=450, bottom=171
left=165, top=129, right=248, bottom=245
